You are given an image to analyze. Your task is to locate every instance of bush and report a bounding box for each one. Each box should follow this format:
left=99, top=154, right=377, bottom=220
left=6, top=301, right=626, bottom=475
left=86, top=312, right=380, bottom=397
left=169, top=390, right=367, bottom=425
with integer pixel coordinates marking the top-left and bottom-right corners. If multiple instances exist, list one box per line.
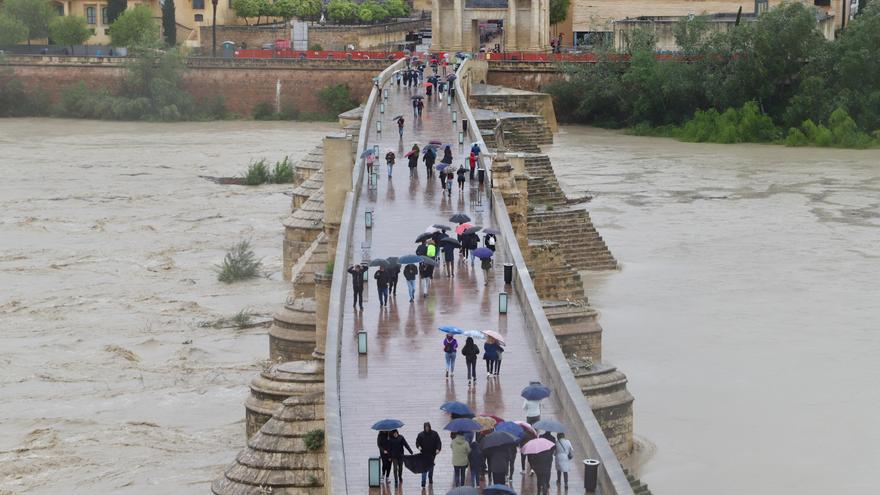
left=270, top=156, right=295, bottom=183
left=303, top=429, right=324, bottom=451
left=318, top=84, right=358, bottom=117
left=243, top=159, right=271, bottom=185
left=784, top=108, right=877, bottom=148
left=216, top=240, right=262, bottom=283
left=252, top=101, right=275, bottom=120
left=309, top=43, right=323, bottom=51
left=677, top=101, right=779, bottom=144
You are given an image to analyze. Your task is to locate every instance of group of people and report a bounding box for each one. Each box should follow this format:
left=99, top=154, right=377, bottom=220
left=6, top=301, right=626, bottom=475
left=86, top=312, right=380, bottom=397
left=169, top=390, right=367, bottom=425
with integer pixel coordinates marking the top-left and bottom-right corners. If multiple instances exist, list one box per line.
left=442, top=334, right=505, bottom=383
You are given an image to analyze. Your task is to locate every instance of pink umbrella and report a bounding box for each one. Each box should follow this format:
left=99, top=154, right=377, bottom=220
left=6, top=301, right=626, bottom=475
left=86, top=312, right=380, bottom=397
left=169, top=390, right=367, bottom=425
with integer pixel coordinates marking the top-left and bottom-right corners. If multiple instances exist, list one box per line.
left=455, top=223, right=473, bottom=235
left=483, top=330, right=505, bottom=344
left=515, top=421, right=537, bottom=437
left=521, top=438, right=555, bottom=455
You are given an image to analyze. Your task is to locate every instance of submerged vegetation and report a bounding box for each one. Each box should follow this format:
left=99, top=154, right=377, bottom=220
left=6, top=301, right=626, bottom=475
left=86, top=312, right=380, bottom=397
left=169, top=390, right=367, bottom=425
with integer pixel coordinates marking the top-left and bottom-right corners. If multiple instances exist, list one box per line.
left=546, top=3, right=880, bottom=148
left=216, top=240, right=262, bottom=283
left=242, top=156, right=295, bottom=185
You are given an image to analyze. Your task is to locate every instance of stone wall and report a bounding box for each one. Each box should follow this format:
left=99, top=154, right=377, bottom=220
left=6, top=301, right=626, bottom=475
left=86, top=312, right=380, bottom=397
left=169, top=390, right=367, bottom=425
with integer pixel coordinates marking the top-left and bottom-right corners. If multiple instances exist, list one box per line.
left=4, top=56, right=386, bottom=116
left=486, top=61, right=565, bottom=92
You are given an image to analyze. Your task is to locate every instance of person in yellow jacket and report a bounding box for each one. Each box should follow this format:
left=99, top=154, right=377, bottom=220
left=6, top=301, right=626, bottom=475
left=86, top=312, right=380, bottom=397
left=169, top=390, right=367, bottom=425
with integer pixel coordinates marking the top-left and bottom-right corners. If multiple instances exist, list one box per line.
left=450, top=432, right=471, bottom=487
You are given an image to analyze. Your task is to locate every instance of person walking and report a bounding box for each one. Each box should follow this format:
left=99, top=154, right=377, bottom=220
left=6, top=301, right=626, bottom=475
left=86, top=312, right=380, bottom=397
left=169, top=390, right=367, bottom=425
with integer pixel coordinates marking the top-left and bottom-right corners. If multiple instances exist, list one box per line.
left=451, top=432, right=471, bottom=486
left=387, top=429, right=413, bottom=486
left=386, top=149, right=396, bottom=177
left=374, top=265, right=389, bottom=307
left=347, top=264, right=365, bottom=311
left=443, top=333, right=458, bottom=377
left=377, top=430, right=393, bottom=483
left=480, top=255, right=493, bottom=286
left=424, top=146, right=436, bottom=177
left=407, top=144, right=419, bottom=177
left=396, top=117, right=405, bottom=140
left=469, top=151, right=477, bottom=179
left=441, top=145, right=453, bottom=166
left=366, top=152, right=376, bottom=177
left=524, top=397, right=541, bottom=425
left=403, top=263, right=418, bottom=302
left=439, top=167, right=448, bottom=190
left=528, top=446, right=555, bottom=495
left=461, top=336, right=480, bottom=385
left=445, top=169, right=454, bottom=196
left=419, top=261, right=434, bottom=297
left=456, top=164, right=467, bottom=191
left=484, top=232, right=497, bottom=252
left=554, top=432, right=573, bottom=488
left=468, top=439, right=485, bottom=486
left=416, top=422, right=442, bottom=487
left=486, top=445, right=512, bottom=485
left=464, top=232, right=479, bottom=267
left=417, top=98, right=424, bottom=117
left=388, top=263, right=400, bottom=298
left=484, top=338, right=503, bottom=377
left=412, top=96, right=418, bottom=115
left=442, top=241, right=456, bottom=277
left=470, top=142, right=481, bottom=159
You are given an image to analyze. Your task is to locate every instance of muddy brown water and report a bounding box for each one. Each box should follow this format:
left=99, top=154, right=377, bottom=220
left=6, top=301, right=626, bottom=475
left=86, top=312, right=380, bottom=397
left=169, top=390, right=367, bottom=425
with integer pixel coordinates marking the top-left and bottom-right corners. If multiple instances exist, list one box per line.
left=0, top=119, right=337, bottom=494
left=546, top=126, right=880, bottom=495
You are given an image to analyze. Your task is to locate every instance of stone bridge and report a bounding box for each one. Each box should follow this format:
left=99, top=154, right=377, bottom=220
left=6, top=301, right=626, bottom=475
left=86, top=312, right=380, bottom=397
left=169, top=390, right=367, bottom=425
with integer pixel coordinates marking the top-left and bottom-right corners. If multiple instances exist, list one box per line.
left=213, top=58, right=637, bottom=495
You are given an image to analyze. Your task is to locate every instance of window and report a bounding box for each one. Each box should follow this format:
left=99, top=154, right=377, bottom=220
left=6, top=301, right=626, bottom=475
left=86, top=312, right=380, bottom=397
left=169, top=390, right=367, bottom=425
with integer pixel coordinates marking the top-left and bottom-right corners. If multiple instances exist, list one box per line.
left=86, top=6, right=97, bottom=24
left=195, top=13, right=204, bottom=22
left=54, top=2, right=64, bottom=15
left=192, top=0, right=205, bottom=9
left=101, top=7, right=108, bottom=25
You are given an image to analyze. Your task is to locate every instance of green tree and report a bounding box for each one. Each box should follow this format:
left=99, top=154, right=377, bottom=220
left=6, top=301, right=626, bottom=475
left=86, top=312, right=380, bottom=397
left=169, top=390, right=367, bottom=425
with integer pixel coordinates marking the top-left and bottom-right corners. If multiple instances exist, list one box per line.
left=49, top=15, right=91, bottom=55
left=384, top=0, right=410, bottom=18
left=106, top=0, right=127, bottom=25
left=0, top=14, right=28, bottom=45
left=162, top=0, right=177, bottom=46
left=318, top=83, right=358, bottom=116
left=549, top=0, right=569, bottom=26
left=110, top=5, right=160, bottom=47
left=3, top=0, right=56, bottom=45
left=256, top=0, right=273, bottom=24
left=327, top=0, right=357, bottom=24
left=296, top=0, right=323, bottom=20
left=273, top=0, right=297, bottom=20
left=672, top=15, right=708, bottom=59
left=232, top=0, right=260, bottom=25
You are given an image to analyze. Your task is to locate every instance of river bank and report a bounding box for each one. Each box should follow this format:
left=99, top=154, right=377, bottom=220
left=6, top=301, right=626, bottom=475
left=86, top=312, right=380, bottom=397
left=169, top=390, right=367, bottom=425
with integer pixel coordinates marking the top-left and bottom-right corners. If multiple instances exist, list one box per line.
left=0, top=118, right=337, bottom=494
left=546, top=126, right=880, bottom=495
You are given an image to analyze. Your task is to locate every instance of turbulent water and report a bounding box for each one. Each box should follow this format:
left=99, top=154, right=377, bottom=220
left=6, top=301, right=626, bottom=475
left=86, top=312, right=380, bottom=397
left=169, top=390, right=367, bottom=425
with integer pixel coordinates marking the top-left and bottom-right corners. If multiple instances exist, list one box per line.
left=0, top=118, right=337, bottom=494
left=546, top=126, right=880, bottom=495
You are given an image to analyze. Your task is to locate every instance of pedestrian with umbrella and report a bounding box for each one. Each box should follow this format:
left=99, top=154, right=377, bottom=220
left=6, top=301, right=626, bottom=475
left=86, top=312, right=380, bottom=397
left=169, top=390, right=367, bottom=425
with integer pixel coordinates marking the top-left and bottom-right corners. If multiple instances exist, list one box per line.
left=412, top=93, right=418, bottom=114
left=423, top=145, right=436, bottom=177
left=445, top=168, right=455, bottom=196
left=417, top=98, right=424, bottom=117
left=366, top=150, right=376, bottom=177
left=516, top=420, right=538, bottom=476
left=473, top=247, right=494, bottom=286
left=387, top=260, right=400, bottom=298
left=419, top=258, right=434, bottom=297
left=468, top=438, right=485, bottom=486
left=396, top=116, right=405, bottom=140
left=386, top=148, right=396, bottom=177
left=484, top=336, right=504, bottom=377
left=403, top=262, right=418, bottom=302
left=442, top=239, right=457, bottom=277
left=440, top=165, right=448, bottom=190
left=523, top=438, right=555, bottom=494
left=456, top=164, right=467, bottom=191
left=554, top=432, right=573, bottom=488
left=522, top=382, right=551, bottom=424
left=483, top=228, right=500, bottom=252
left=416, top=422, right=442, bottom=487
left=346, top=263, right=365, bottom=311
left=441, top=145, right=453, bottom=166
left=407, top=144, right=420, bottom=177
left=443, top=333, right=459, bottom=377
left=388, top=429, right=413, bottom=486
left=481, top=431, right=517, bottom=485
left=372, top=419, right=404, bottom=482
left=469, top=150, right=477, bottom=179
left=374, top=264, right=390, bottom=307
left=461, top=336, right=480, bottom=386
left=451, top=432, right=471, bottom=486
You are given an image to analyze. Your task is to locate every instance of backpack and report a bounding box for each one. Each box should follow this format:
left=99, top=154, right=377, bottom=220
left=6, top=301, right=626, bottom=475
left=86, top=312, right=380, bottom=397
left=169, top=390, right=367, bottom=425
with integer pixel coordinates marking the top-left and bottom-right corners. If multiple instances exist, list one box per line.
left=444, top=339, right=455, bottom=353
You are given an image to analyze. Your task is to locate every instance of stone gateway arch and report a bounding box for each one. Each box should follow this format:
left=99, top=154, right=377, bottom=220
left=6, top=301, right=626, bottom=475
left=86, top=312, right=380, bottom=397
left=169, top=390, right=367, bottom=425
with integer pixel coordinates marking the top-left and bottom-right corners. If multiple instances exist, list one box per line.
left=431, top=0, right=551, bottom=52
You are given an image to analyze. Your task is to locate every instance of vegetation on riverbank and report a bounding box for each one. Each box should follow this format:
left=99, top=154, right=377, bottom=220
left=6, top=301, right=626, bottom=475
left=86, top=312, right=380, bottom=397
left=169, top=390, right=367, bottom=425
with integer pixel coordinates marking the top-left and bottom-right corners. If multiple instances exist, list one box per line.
left=546, top=3, right=880, bottom=148
left=217, top=240, right=263, bottom=283
left=242, top=156, right=296, bottom=185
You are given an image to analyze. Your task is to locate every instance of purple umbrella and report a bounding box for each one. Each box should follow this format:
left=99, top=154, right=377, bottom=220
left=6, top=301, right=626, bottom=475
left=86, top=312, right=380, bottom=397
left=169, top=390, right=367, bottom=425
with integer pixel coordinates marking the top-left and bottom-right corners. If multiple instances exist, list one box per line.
left=473, top=247, right=494, bottom=259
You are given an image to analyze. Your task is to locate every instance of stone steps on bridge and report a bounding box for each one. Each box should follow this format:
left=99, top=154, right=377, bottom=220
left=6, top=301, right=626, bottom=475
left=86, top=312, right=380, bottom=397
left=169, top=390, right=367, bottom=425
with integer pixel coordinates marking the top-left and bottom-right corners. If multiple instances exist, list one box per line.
left=528, top=209, right=618, bottom=271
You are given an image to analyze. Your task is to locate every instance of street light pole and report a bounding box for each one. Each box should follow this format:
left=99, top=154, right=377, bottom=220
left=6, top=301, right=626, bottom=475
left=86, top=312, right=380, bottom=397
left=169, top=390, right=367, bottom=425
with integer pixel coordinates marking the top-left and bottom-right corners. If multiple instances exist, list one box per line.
left=211, top=0, right=219, bottom=57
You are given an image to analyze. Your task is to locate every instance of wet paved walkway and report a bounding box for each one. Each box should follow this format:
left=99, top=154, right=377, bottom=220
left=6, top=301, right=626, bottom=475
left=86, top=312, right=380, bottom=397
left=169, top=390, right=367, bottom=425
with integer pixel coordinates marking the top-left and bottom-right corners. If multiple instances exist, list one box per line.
left=339, top=72, right=586, bottom=494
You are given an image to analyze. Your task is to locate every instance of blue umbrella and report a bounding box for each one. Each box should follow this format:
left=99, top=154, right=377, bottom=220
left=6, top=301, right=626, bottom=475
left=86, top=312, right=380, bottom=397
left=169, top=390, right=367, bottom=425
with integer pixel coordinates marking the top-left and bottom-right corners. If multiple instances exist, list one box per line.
left=444, top=418, right=483, bottom=432
left=521, top=382, right=551, bottom=401
left=462, top=330, right=486, bottom=339
left=440, top=401, right=473, bottom=416
left=484, top=485, right=517, bottom=495
left=494, top=421, right=525, bottom=440
left=399, top=254, right=422, bottom=264
left=533, top=419, right=567, bottom=434
left=436, top=163, right=450, bottom=171
left=439, top=326, right=463, bottom=335
left=360, top=149, right=375, bottom=158
left=472, top=247, right=494, bottom=259
left=372, top=418, right=404, bottom=431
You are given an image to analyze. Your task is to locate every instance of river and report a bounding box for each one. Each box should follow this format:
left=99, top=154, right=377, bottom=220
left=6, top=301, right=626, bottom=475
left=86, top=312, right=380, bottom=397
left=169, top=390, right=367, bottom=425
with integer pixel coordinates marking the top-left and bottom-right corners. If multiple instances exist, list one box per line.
left=545, top=126, right=880, bottom=495
left=0, top=118, right=337, bottom=494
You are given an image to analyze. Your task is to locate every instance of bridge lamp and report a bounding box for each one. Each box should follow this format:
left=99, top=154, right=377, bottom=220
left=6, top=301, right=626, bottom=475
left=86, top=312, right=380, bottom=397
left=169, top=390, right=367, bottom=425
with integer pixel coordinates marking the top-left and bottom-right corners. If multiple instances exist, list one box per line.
left=458, top=131, right=464, bottom=144
left=376, top=120, right=382, bottom=133
left=498, top=292, right=508, bottom=314
left=380, top=102, right=385, bottom=114
left=452, top=110, right=457, bottom=123
left=365, top=208, right=374, bottom=228
left=358, top=330, right=368, bottom=355
left=383, top=88, right=389, bottom=100
left=447, top=94, right=452, bottom=106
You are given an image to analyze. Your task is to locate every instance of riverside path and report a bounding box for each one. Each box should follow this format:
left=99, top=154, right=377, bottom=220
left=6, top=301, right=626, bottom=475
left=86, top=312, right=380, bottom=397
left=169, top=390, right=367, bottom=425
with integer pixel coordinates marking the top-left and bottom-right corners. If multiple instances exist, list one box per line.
left=337, top=68, right=588, bottom=494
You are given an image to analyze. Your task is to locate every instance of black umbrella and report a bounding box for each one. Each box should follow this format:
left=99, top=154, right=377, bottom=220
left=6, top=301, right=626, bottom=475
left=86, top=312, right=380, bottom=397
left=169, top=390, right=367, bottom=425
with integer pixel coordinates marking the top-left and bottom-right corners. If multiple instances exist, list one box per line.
left=415, top=232, right=433, bottom=243
left=464, top=226, right=482, bottom=235
left=369, top=259, right=388, bottom=268
left=449, top=213, right=471, bottom=223
left=479, top=431, right=518, bottom=450
left=386, top=256, right=400, bottom=267
left=483, top=227, right=501, bottom=235
left=439, top=237, right=462, bottom=248
left=432, top=224, right=451, bottom=231
left=392, top=115, right=404, bottom=121
left=419, top=256, right=437, bottom=266
left=411, top=95, right=424, bottom=100
left=402, top=452, right=434, bottom=473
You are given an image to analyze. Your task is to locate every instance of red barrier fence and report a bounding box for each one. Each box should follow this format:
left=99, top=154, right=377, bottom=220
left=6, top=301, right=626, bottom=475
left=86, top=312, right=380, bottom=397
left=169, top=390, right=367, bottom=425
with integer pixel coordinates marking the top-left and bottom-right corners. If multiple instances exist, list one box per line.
left=234, top=49, right=408, bottom=60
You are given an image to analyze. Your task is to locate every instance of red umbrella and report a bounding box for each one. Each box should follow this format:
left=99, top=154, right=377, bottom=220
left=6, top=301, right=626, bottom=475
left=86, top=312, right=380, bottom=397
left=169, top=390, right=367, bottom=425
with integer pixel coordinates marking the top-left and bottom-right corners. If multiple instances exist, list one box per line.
left=405, top=150, right=417, bottom=157
left=455, top=223, right=473, bottom=235
left=424, top=82, right=433, bottom=87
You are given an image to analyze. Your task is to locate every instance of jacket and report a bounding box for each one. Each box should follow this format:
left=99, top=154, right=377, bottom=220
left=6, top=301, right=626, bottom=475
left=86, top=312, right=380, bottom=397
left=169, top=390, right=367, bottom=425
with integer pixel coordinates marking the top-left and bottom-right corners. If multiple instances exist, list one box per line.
left=555, top=438, right=573, bottom=472
left=461, top=342, right=480, bottom=362
left=481, top=257, right=492, bottom=270
left=424, top=149, right=436, bottom=166
left=456, top=167, right=466, bottom=180
left=451, top=436, right=471, bottom=467
left=386, top=151, right=396, bottom=163
left=347, top=266, right=364, bottom=290
left=419, top=263, right=434, bottom=278
left=486, top=446, right=512, bottom=473
left=467, top=441, right=485, bottom=472
left=463, top=233, right=479, bottom=250
left=416, top=244, right=428, bottom=256
left=528, top=449, right=554, bottom=474
left=403, top=264, right=418, bottom=281
left=523, top=399, right=541, bottom=418
left=377, top=432, right=391, bottom=458
left=443, top=337, right=458, bottom=354
left=443, top=244, right=456, bottom=262
left=374, top=270, right=389, bottom=289
left=386, top=434, right=413, bottom=458
left=408, top=152, right=419, bottom=168
left=387, top=265, right=400, bottom=281
left=416, top=429, right=442, bottom=457
left=483, top=342, right=502, bottom=361
left=426, top=244, right=437, bottom=258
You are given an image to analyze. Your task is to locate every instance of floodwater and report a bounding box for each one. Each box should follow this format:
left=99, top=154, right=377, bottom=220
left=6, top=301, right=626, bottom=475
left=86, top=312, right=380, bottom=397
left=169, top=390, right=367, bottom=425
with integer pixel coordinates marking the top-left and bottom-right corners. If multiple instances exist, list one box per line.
left=0, top=118, right=337, bottom=494
left=546, top=127, right=880, bottom=495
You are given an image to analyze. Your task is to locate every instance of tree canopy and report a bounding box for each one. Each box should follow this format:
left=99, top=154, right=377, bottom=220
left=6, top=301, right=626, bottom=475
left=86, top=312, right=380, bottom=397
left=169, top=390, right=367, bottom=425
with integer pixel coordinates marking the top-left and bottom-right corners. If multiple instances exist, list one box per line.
left=162, top=0, right=177, bottom=46
left=549, top=0, right=569, bottom=26
left=106, top=0, right=127, bottom=25
left=0, top=14, right=28, bottom=45
left=49, top=15, right=91, bottom=53
left=110, top=5, right=160, bottom=48
left=2, top=0, right=56, bottom=45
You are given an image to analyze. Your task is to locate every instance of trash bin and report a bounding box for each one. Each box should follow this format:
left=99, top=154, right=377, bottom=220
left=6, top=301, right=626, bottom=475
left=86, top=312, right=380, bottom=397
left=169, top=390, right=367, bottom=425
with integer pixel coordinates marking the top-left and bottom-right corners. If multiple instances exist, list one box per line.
left=477, top=168, right=485, bottom=184
left=583, top=459, right=600, bottom=492
left=503, top=263, right=513, bottom=284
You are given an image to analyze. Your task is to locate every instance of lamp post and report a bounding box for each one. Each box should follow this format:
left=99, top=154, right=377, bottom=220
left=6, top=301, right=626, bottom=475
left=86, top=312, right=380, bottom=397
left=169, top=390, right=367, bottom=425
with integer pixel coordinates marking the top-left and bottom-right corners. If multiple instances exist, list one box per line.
left=211, top=0, right=218, bottom=58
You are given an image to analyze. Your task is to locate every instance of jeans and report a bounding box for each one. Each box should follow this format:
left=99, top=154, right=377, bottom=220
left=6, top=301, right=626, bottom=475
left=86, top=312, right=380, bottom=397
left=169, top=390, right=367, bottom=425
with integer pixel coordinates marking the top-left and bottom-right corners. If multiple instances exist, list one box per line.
left=378, top=287, right=388, bottom=306
left=392, top=457, right=403, bottom=482
left=470, top=465, right=481, bottom=486
left=454, top=466, right=467, bottom=486
left=388, top=163, right=394, bottom=176
left=381, top=454, right=391, bottom=477
left=421, top=277, right=430, bottom=295
left=445, top=352, right=456, bottom=374
left=466, top=359, right=477, bottom=380
left=406, top=279, right=416, bottom=300
left=421, top=464, right=434, bottom=485
left=494, top=359, right=502, bottom=375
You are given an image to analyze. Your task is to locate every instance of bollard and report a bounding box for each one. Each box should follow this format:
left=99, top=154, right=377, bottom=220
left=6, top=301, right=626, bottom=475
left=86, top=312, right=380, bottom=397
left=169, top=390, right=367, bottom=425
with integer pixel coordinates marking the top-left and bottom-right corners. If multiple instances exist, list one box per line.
left=365, top=208, right=374, bottom=228
left=503, top=263, right=513, bottom=285
left=583, top=459, right=600, bottom=493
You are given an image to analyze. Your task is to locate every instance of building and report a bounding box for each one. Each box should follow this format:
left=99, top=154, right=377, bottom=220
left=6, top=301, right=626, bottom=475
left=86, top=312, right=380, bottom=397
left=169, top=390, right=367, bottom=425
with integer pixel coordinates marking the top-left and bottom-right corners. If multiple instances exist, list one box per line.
left=431, top=0, right=551, bottom=52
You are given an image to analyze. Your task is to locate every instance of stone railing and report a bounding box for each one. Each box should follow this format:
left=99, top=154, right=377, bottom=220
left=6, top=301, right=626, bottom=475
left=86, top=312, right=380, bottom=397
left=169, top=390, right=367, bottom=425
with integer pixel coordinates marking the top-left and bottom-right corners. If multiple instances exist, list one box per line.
left=453, top=59, right=492, bottom=183
left=455, top=57, right=634, bottom=495
left=322, top=56, right=406, bottom=495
